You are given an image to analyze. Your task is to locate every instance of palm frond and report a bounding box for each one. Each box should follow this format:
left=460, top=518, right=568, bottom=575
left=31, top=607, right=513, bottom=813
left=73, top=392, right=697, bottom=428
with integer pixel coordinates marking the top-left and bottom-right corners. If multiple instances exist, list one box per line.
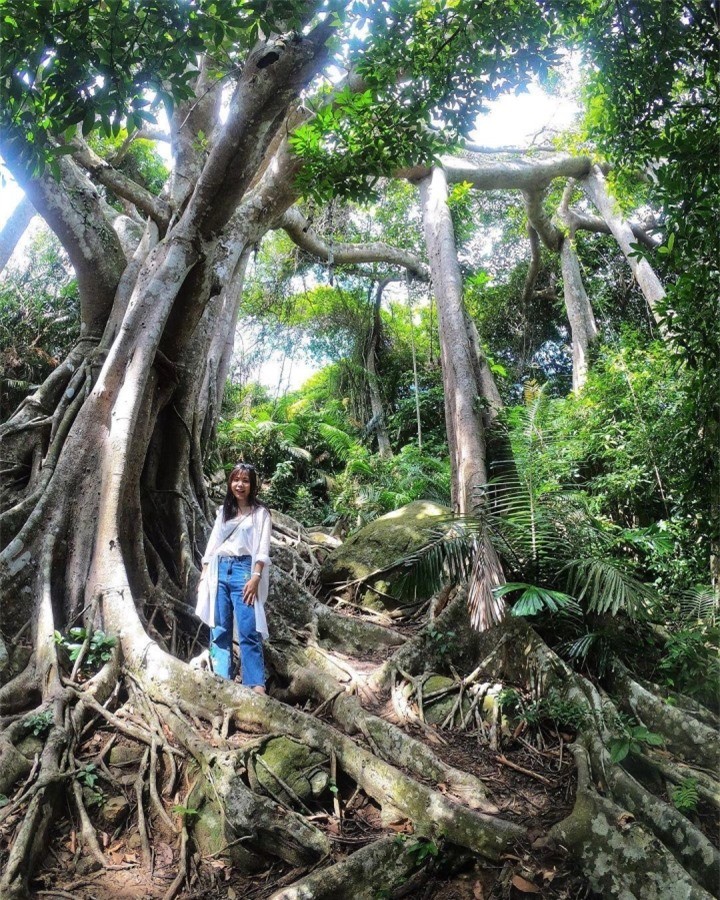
left=287, top=445, right=312, bottom=462
left=317, top=423, right=359, bottom=461
left=467, top=532, right=506, bottom=631
left=346, top=457, right=373, bottom=477
left=678, top=586, right=719, bottom=625
left=562, top=557, right=656, bottom=618
left=389, top=525, right=476, bottom=603
left=494, top=582, right=580, bottom=618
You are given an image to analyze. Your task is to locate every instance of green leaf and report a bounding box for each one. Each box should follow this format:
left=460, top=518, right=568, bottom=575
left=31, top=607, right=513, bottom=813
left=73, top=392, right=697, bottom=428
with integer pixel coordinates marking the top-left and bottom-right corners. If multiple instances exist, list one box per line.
left=609, top=739, right=630, bottom=763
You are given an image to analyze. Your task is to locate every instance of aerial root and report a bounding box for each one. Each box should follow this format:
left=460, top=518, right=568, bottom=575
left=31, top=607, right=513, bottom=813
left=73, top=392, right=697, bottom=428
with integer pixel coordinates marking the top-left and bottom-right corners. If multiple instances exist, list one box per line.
left=163, top=819, right=190, bottom=900
left=134, top=746, right=153, bottom=868
left=644, top=751, right=720, bottom=813
left=612, top=663, right=720, bottom=772
left=0, top=658, right=40, bottom=715
left=225, top=690, right=522, bottom=856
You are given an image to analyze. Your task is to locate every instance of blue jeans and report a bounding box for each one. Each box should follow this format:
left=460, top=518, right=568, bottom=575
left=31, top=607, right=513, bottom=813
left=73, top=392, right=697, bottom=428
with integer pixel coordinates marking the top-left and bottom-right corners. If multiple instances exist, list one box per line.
left=211, top=556, right=265, bottom=687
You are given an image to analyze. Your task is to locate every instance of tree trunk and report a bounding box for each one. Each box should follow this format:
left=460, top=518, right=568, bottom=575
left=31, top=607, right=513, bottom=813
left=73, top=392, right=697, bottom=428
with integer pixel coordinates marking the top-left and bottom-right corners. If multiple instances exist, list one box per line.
left=418, top=167, right=488, bottom=515
left=365, top=280, right=393, bottom=458
left=560, top=237, right=599, bottom=392
left=0, top=196, right=35, bottom=272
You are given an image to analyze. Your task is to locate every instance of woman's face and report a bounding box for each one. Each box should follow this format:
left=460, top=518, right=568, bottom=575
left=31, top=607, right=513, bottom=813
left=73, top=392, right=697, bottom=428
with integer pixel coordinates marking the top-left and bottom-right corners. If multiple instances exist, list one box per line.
left=230, top=469, right=252, bottom=505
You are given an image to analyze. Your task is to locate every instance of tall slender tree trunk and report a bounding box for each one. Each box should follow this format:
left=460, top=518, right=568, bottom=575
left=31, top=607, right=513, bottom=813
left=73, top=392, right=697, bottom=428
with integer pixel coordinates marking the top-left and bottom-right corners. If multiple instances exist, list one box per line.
left=365, top=279, right=393, bottom=458
left=560, top=238, right=599, bottom=392
left=419, top=168, right=488, bottom=515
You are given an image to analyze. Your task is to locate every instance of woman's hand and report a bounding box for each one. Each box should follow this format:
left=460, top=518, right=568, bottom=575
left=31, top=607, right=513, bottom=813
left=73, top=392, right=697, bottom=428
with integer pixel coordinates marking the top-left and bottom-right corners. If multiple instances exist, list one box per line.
left=243, top=572, right=260, bottom=605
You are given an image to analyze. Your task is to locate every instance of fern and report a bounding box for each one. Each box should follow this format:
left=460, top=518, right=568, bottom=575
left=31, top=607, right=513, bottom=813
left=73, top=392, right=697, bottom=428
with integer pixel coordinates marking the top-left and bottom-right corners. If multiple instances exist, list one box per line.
left=317, top=423, right=360, bottom=461
left=671, top=778, right=699, bottom=813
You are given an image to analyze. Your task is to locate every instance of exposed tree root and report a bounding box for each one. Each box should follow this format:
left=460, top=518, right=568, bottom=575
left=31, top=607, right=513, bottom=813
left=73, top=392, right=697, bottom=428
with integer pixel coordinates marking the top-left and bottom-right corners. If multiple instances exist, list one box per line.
left=268, top=836, right=421, bottom=900
left=2, top=516, right=718, bottom=899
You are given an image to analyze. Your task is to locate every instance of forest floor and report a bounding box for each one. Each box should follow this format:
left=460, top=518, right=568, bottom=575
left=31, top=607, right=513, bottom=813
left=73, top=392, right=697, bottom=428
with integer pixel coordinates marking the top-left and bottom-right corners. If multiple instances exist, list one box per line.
left=25, top=627, right=597, bottom=900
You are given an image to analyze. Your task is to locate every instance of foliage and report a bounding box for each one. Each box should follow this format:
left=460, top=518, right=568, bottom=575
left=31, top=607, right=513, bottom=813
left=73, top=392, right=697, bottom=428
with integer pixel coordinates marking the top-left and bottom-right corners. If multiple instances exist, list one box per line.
left=76, top=763, right=104, bottom=807
left=497, top=687, right=587, bottom=733
left=608, top=716, right=664, bottom=764
left=425, top=626, right=457, bottom=660
left=0, top=0, right=306, bottom=175
left=0, top=229, right=79, bottom=418
left=292, top=0, right=561, bottom=201
left=495, top=582, right=579, bottom=618
left=23, top=709, right=53, bottom=738
left=171, top=804, right=199, bottom=820
left=402, top=836, right=440, bottom=865
left=88, top=130, right=169, bottom=200
left=54, top=627, right=117, bottom=672
left=658, top=625, right=720, bottom=706
left=332, top=443, right=452, bottom=528
left=570, top=0, right=720, bottom=571
left=671, top=778, right=699, bottom=815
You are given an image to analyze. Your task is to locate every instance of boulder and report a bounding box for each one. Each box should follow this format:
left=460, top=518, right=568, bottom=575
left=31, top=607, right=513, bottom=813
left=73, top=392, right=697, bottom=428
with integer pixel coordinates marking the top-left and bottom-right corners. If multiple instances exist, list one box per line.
left=320, top=500, right=451, bottom=610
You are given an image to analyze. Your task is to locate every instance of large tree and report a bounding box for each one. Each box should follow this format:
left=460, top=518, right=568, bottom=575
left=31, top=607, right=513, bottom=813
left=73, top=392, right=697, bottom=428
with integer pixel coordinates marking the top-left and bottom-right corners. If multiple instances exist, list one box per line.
left=0, top=2, right=717, bottom=898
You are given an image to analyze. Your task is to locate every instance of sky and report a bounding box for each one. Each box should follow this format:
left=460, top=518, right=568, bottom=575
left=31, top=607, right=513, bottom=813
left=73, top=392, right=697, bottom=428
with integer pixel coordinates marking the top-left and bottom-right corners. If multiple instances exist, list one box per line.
left=1, top=77, right=581, bottom=392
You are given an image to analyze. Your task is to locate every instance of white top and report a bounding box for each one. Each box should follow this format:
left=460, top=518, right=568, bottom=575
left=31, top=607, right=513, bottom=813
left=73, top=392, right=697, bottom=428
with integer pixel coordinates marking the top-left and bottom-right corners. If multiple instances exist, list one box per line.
left=195, top=505, right=272, bottom=638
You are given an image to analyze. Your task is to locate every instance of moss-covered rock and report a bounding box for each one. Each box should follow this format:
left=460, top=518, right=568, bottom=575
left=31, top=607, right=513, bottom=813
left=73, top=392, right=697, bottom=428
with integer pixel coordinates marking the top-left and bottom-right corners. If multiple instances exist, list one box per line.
left=320, top=500, right=452, bottom=610
left=420, top=675, right=472, bottom=726
left=250, top=736, right=328, bottom=804
left=190, top=782, right=266, bottom=873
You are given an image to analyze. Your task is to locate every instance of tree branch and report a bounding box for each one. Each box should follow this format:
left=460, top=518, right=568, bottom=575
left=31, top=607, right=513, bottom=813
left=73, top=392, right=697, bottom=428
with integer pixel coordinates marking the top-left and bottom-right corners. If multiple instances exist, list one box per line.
left=184, top=24, right=336, bottom=240
left=0, top=134, right=126, bottom=336
left=400, top=154, right=592, bottom=191
left=581, top=165, right=666, bottom=324
left=521, top=225, right=542, bottom=306
left=522, top=189, right=562, bottom=252
left=70, top=138, right=172, bottom=231
left=279, top=207, right=429, bottom=280
left=0, top=196, right=35, bottom=273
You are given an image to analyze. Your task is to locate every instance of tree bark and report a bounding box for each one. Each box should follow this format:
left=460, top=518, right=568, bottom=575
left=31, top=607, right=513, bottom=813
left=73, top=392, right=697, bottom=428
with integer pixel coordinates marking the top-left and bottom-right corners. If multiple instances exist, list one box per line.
left=0, top=197, right=35, bottom=273
left=581, top=165, right=667, bottom=324
left=418, top=167, right=488, bottom=515
left=365, top=280, right=393, bottom=458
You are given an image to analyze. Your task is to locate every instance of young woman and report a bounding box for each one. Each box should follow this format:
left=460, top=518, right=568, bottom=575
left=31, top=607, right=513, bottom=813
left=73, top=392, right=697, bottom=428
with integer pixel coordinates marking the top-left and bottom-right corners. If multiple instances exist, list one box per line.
left=195, top=463, right=272, bottom=693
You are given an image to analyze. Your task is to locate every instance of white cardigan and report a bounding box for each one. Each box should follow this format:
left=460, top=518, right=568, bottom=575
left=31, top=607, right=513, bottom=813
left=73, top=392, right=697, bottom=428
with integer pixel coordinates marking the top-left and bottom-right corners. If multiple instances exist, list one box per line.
left=195, top=505, right=272, bottom=638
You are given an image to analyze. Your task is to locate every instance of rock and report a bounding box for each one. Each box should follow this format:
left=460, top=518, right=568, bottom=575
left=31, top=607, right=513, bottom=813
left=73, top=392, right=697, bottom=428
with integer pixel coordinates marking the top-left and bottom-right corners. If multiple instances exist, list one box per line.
left=108, top=743, right=144, bottom=767
left=99, top=795, right=130, bottom=829
left=75, top=857, right=102, bottom=875
left=306, top=531, right=342, bottom=549
left=192, top=792, right=265, bottom=873
left=270, top=509, right=309, bottom=538
left=417, top=675, right=472, bottom=726
left=250, top=737, right=329, bottom=804
left=320, top=500, right=452, bottom=609
left=16, top=734, right=44, bottom=760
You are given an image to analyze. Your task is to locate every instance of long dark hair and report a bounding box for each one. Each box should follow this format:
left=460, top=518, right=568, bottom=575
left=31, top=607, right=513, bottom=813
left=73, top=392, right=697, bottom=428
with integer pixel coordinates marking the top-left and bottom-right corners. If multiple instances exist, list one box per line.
left=222, top=463, right=266, bottom=522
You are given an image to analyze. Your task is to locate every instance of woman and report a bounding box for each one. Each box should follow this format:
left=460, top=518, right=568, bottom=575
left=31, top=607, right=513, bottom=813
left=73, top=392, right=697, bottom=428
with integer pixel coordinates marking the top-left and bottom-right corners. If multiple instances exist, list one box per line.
left=196, top=463, right=272, bottom=693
